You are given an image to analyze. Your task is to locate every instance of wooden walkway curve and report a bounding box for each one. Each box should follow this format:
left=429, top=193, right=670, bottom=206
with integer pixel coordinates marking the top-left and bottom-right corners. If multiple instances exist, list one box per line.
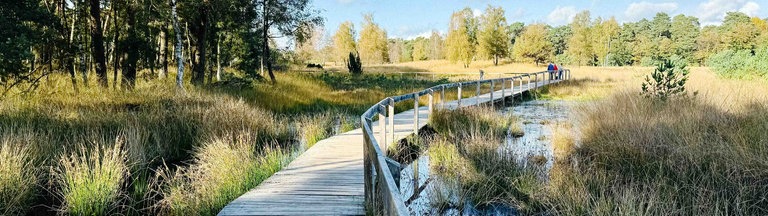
left=218, top=73, right=565, bottom=215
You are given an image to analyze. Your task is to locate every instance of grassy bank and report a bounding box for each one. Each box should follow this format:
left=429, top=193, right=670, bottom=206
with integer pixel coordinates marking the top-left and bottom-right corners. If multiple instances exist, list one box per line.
left=0, top=71, right=446, bottom=215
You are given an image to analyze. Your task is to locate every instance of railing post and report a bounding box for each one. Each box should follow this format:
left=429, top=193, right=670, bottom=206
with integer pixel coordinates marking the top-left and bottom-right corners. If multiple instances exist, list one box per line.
left=362, top=117, right=373, bottom=205
left=534, top=73, right=539, bottom=90
left=500, top=78, right=505, bottom=105
left=440, top=86, right=446, bottom=109
left=413, top=93, right=419, bottom=137
left=527, top=75, right=532, bottom=90
left=379, top=105, right=386, bottom=152
left=457, top=83, right=462, bottom=108
left=490, top=79, right=495, bottom=104
left=388, top=99, right=395, bottom=146
left=428, top=89, right=434, bottom=116
left=476, top=80, right=481, bottom=97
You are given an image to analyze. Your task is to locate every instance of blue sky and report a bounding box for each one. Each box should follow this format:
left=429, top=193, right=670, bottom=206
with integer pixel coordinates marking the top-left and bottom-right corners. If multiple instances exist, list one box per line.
left=313, top=0, right=767, bottom=39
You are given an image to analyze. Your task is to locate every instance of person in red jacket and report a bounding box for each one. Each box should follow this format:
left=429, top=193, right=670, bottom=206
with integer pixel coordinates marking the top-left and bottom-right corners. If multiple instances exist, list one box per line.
left=552, top=64, right=559, bottom=79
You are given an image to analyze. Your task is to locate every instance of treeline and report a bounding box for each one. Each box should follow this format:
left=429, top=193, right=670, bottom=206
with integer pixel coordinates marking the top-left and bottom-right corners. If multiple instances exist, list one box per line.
left=0, top=0, right=322, bottom=94
left=310, top=6, right=767, bottom=77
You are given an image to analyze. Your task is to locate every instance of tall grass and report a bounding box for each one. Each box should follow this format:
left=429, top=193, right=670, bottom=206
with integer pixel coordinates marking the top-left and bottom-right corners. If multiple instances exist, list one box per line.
left=56, top=140, right=128, bottom=215
left=426, top=106, right=544, bottom=212
left=545, top=92, right=768, bottom=215
left=0, top=138, right=38, bottom=215
left=155, top=133, right=290, bottom=216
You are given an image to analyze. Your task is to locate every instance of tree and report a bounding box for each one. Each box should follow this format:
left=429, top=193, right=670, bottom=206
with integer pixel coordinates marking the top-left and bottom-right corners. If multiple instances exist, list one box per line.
left=358, top=14, right=388, bottom=64
left=333, top=21, right=356, bottom=64
left=641, top=58, right=689, bottom=101
left=427, top=31, right=444, bottom=60
left=411, top=37, right=428, bottom=61
left=477, top=5, right=510, bottom=65
left=695, top=26, right=723, bottom=65
left=513, top=23, right=553, bottom=65
left=89, top=0, right=108, bottom=87
left=567, top=10, right=593, bottom=66
left=592, top=17, right=620, bottom=66
left=650, top=12, right=672, bottom=38
left=445, top=8, right=477, bottom=68
left=346, top=51, right=362, bottom=74
left=0, top=0, right=56, bottom=94
left=255, top=0, right=323, bottom=84
left=670, top=15, right=700, bottom=63
left=547, top=25, right=571, bottom=56
left=170, top=0, right=185, bottom=91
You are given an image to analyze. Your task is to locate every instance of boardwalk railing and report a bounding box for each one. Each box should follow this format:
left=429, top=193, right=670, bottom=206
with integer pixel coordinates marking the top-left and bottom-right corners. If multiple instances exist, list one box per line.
left=360, top=69, right=571, bottom=215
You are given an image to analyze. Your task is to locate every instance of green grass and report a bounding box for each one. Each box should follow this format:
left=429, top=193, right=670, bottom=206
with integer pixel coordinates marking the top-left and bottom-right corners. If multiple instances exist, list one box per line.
left=0, top=139, right=38, bottom=215
left=0, top=70, right=447, bottom=215
left=56, top=141, right=128, bottom=215
left=155, top=133, right=290, bottom=216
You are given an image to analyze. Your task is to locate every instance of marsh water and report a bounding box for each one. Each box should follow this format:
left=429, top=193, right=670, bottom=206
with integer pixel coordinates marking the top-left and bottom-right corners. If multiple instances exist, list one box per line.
left=399, top=99, right=576, bottom=215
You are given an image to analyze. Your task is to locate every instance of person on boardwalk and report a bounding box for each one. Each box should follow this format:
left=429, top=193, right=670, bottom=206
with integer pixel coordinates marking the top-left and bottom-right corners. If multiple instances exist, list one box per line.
left=553, top=63, right=559, bottom=80
left=547, top=62, right=555, bottom=80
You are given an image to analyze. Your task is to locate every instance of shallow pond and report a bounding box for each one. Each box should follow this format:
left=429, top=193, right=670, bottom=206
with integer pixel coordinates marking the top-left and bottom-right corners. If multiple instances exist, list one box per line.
left=398, top=99, right=576, bottom=215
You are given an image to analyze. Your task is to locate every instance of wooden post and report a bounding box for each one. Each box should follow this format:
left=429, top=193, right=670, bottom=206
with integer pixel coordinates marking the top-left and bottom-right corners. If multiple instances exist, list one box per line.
left=428, top=89, right=434, bottom=116
left=457, top=83, right=462, bottom=108
left=389, top=99, right=395, bottom=146
left=440, top=86, right=446, bottom=109
left=534, top=73, right=538, bottom=90
left=490, top=79, right=495, bottom=104
left=413, top=93, right=419, bottom=137
left=379, top=106, right=386, bottom=152
left=501, top=78, right=505, bottom=105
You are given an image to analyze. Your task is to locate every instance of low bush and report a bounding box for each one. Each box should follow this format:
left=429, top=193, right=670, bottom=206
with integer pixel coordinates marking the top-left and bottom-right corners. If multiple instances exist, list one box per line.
left=708, top=48, right=768, bottom=79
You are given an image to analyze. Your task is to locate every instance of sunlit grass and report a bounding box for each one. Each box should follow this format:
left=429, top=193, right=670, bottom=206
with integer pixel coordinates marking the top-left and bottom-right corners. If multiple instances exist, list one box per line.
left=56, top=140, right=128, bottom=215
left=0, top=138, right=38, bottom=216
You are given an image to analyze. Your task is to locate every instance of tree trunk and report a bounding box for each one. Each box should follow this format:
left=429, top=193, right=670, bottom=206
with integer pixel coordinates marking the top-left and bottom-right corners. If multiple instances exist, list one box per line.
left=159, top=26, right=168, bottom=78
left=262, top=0, right=276, bottom=84
left=121, top=3, right=137, bottom=90
left=171, top=0, right=185, bottom=91
left=90, top=0, right=108, bottom=87
left=216, top=35, right=221, bottom=81
left=494, top=55, right=498, bottom=66
left=191, top=2, right=208, bottom=85
left=112, top=0, right=119, bottom=89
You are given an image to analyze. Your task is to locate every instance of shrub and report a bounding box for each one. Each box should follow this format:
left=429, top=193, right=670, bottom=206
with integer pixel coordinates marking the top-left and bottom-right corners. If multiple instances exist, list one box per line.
left=641, top=59, right=689, bottom=101
left=347, top=51, right=363, bottom=75
left=708, top=48, right=768, bottom=79
left=0, top=139, right=38, bottom=215
left=56, top=140, right=128, bottom=215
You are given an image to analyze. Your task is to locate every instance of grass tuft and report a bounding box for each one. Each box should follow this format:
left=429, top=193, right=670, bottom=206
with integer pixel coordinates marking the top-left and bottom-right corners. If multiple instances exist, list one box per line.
left=0, top=138, right=38, bottom=216
left=56, top=139, right=128, bottom=215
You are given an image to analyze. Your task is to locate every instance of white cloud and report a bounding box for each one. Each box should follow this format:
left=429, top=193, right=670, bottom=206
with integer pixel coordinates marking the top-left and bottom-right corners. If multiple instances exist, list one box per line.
left=547, top=6, right=578, bottom=26
left=337, top=0, right=354, bottom=4
left=697, top=0, right=761, bottom=25
left=624, top=2, right=678, bottom=21
left=472, top=8, right=483, bottom=18
left=740, top=1, right=761, bottom=16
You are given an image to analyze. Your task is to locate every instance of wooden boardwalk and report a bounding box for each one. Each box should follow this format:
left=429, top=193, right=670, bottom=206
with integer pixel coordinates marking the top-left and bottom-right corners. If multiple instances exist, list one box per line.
left=218, top=78, right=561, bottom=215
